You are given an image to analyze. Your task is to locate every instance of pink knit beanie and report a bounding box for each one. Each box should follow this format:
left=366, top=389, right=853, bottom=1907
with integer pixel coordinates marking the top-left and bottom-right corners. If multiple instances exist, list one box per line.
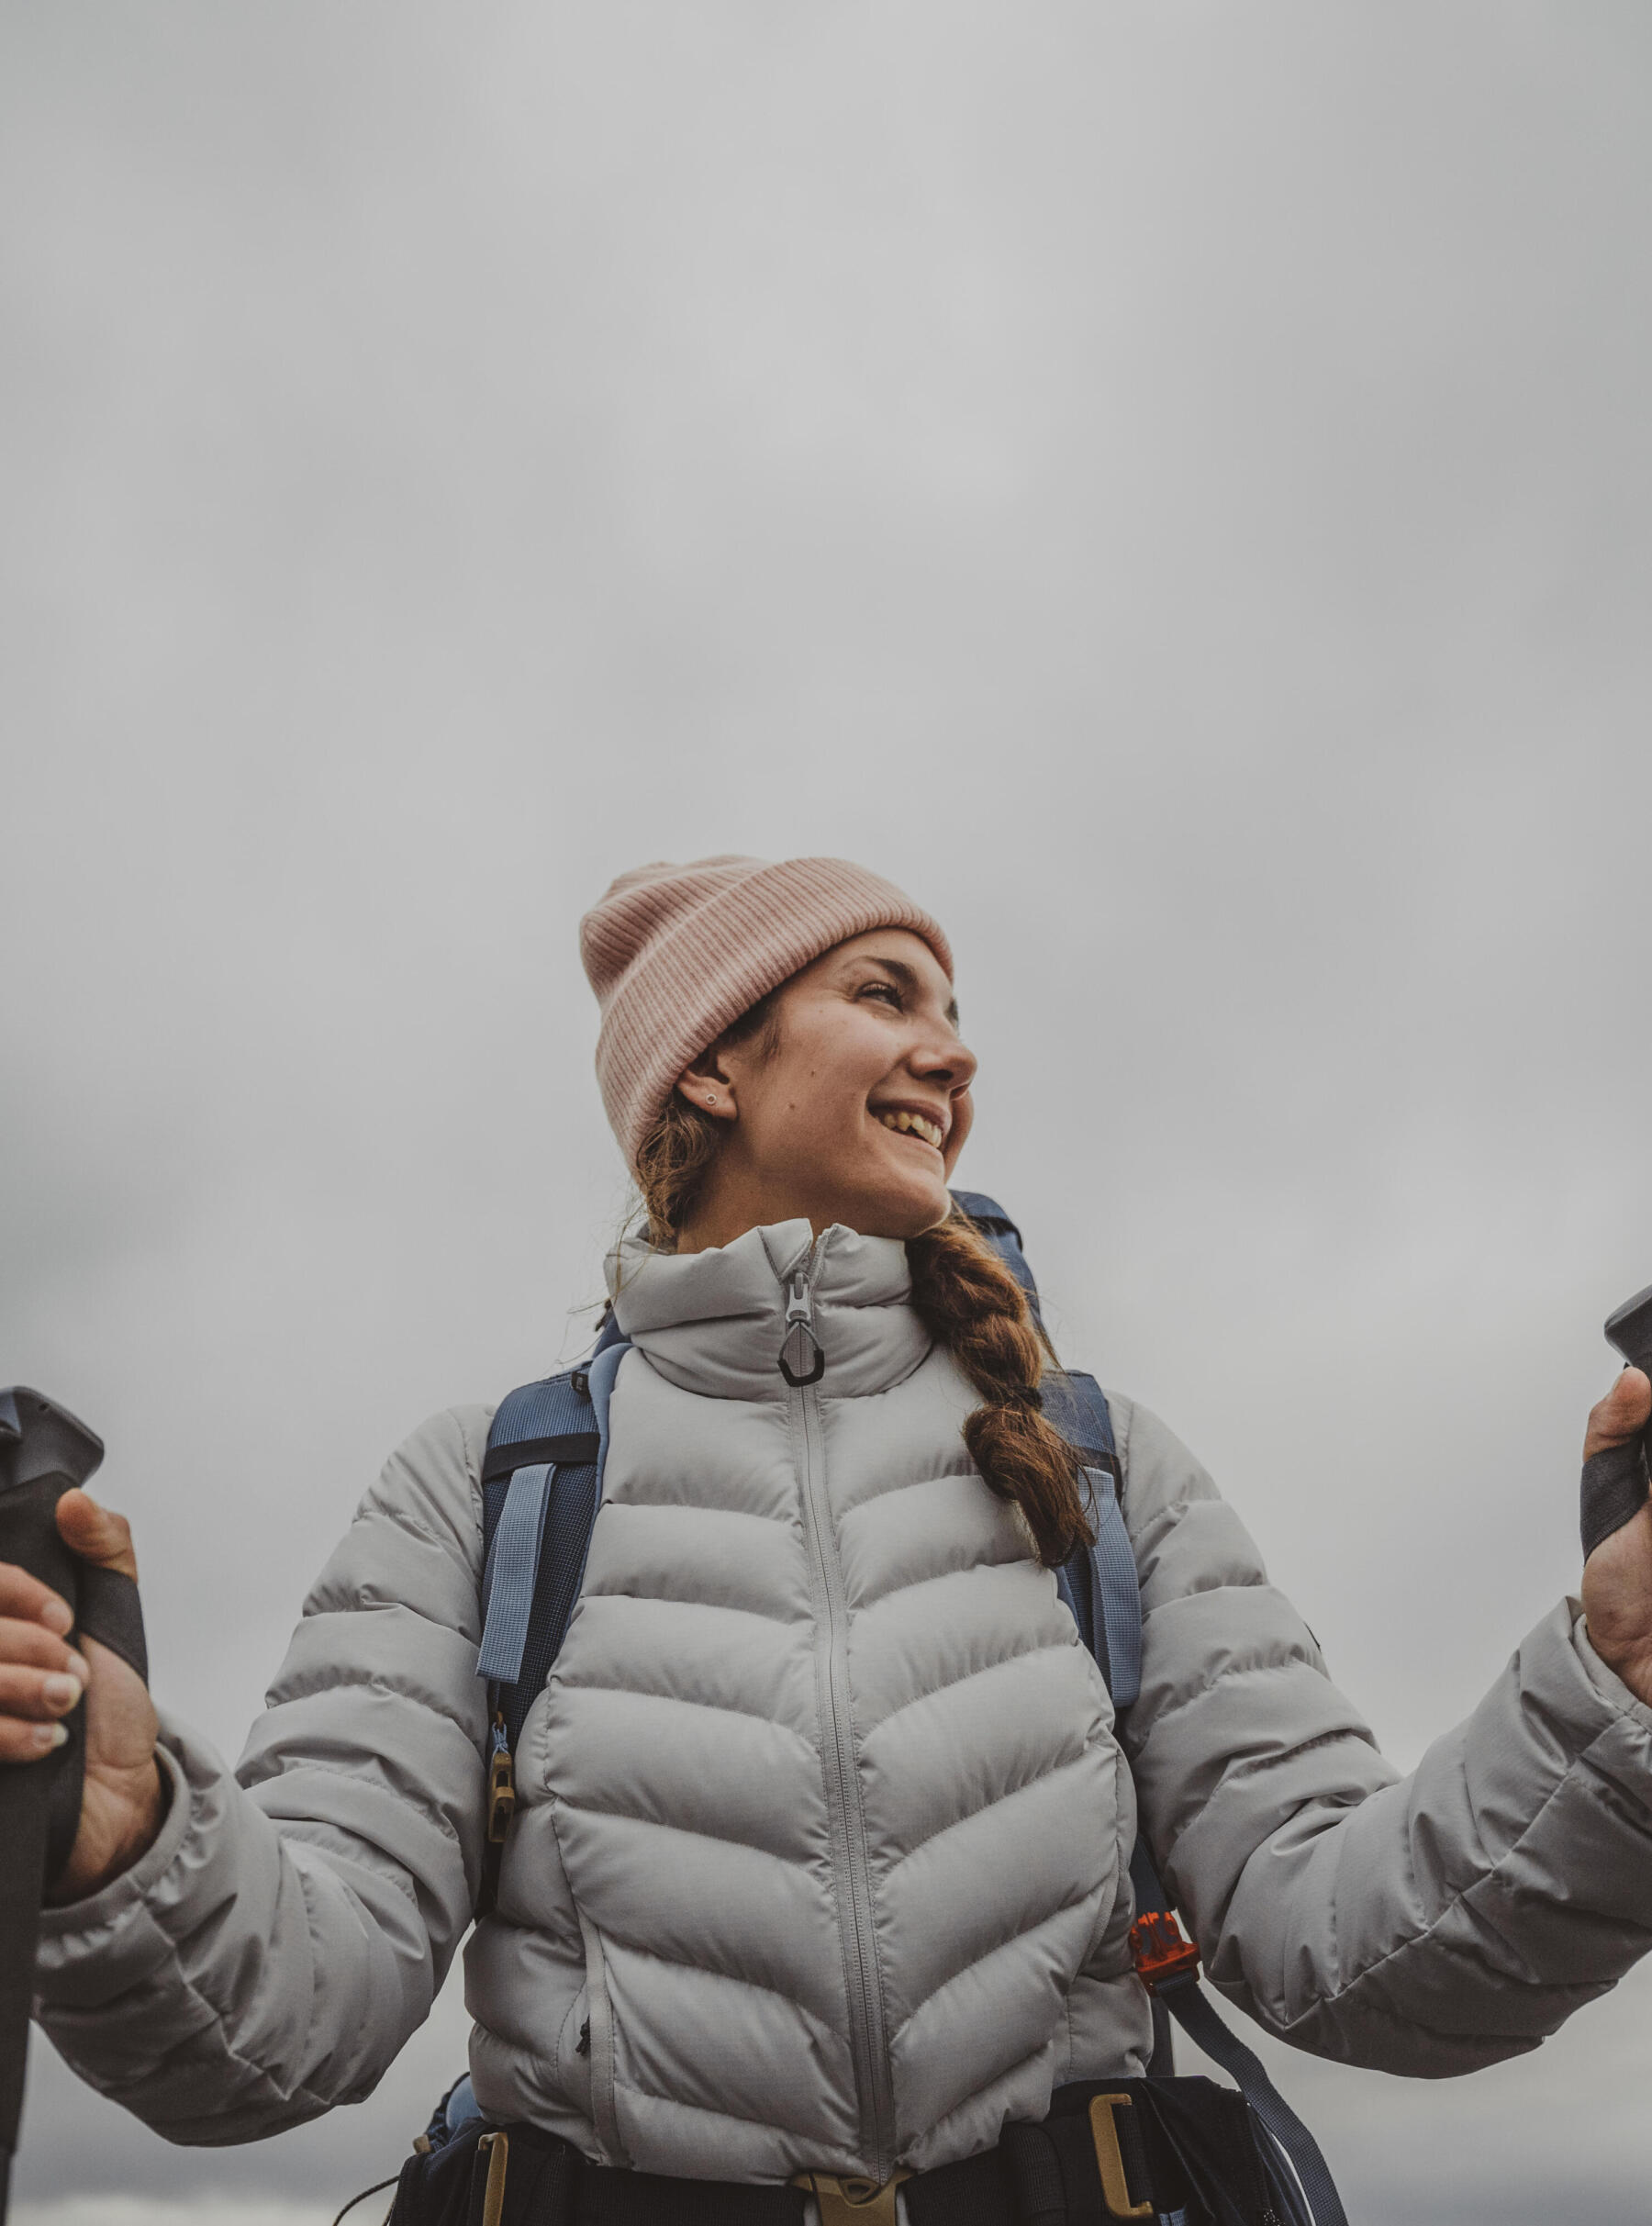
left=581, top=855, right=954, bottom=1167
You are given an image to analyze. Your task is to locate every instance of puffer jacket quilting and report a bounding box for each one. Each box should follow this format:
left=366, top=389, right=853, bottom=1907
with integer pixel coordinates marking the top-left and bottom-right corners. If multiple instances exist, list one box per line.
left=32, top=1218, right=1652, bottom=2178
left=472, top=1221, right=1126, bottom=2183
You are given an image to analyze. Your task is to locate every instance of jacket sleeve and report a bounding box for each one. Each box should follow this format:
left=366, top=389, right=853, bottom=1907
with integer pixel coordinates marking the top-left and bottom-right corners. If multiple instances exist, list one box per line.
left=32, top=1404, right=493, bottom=2142
left=1113, top=1393, right=1652, bottom=2075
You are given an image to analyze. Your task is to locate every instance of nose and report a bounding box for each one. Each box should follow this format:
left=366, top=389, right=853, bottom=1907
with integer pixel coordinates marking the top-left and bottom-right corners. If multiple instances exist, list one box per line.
left=911, top=1025, right=977, bottom=1099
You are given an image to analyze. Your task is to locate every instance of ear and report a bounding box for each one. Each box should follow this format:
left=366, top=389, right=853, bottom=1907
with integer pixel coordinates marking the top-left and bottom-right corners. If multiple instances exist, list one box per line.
left=675, top=1052, right=739, bottom=1123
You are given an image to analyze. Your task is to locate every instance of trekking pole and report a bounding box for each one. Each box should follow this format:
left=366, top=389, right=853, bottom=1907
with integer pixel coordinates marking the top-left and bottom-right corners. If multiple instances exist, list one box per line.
left=0, top=1388, right=106, bottom=2225
left=1581, top=1288, right=1652, bottom=1564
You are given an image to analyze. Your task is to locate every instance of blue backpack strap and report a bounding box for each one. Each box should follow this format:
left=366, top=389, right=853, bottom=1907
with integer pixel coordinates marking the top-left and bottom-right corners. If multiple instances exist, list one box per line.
left=1044, top=1370, right=1141, bottom=1712
left=474, top=1340, right=631, bottom=1913
left=478, top=1343, right=631, bottom=1753
left=950, top=1189, right=1042, bottom=1318
left=1044, top=1379, right=1347, bottom=2218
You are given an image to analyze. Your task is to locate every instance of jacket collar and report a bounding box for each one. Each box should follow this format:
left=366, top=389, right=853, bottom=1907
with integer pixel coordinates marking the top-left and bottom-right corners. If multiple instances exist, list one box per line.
left=607, top=1220, right=932, bottom=1401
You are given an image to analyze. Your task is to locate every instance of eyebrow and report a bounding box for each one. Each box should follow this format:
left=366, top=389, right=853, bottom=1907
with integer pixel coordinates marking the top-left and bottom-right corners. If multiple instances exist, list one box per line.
left=863, top=955, right=961, bottom=1030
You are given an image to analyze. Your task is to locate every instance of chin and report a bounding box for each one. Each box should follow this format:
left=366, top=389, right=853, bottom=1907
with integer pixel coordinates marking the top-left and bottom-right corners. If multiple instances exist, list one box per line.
left=840, top=1171, right=953, bottom=1241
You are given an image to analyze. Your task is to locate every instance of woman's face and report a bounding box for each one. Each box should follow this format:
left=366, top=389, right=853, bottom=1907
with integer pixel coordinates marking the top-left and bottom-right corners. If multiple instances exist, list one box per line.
left=676, top=929, right=977, bottom=1247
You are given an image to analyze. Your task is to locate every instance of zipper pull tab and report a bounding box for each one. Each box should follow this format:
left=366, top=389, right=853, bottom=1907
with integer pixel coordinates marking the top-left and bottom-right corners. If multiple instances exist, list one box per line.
left=486, top=1713, right=517, bottom=1844
left=778, top=1268, right=826, bottom=1387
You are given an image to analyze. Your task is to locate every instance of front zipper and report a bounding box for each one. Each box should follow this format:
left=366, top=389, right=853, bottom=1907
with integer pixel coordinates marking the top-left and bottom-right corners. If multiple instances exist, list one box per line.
left=779, top=1237, right=897, bottom=2180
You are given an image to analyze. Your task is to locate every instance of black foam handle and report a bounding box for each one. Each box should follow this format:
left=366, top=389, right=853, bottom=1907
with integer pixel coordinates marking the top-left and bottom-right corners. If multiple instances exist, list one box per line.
left=0, top=1388, right=106, bottom=2203
left=1584, top=1289, right=1652, bottom=1560
left=0, top=1391, right=107, bottom=1882
left=1605, top=1282, right=1652, bottom=1380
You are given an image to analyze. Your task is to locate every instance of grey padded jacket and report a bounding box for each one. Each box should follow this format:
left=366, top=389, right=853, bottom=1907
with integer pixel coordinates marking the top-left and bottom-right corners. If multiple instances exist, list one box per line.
left=33, top=1221, right=1652, bottom=2184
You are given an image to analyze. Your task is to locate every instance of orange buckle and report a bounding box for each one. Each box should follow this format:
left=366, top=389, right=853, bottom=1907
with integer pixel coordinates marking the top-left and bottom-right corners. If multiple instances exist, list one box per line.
left=1129, top=1908, right=1200, bottom=1993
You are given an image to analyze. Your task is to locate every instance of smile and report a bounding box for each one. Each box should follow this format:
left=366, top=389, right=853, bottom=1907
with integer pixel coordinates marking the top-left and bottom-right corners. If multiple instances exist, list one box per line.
left=877, top=1109, right=945, bottom=1149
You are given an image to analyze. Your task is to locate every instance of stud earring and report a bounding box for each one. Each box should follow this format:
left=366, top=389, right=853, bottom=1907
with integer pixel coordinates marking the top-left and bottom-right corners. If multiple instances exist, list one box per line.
left=705, top=1094, right=716, bottom=1106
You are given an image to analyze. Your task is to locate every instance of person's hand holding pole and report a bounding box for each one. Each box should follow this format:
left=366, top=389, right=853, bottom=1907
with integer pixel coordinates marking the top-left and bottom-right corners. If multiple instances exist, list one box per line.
left=0, top=1492, right=164, bottom=1899
left=1580, top=1365, right=1652, bottom=1706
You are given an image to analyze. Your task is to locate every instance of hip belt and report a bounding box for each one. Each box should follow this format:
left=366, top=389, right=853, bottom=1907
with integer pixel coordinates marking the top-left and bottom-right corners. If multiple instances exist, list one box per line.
left=384, top=2079, right=1289, bottom=2226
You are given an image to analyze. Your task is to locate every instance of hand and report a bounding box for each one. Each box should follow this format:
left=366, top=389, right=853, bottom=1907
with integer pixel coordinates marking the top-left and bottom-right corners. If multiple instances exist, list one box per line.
left=0, top=1491, right=165, bottom=1900
left=1580, top=1369, right=1652, bottom=1707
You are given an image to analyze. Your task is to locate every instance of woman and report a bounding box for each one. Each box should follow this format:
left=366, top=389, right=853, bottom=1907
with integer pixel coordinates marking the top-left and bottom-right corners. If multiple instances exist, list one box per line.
left=9, top=853, right=1652, bottom=2224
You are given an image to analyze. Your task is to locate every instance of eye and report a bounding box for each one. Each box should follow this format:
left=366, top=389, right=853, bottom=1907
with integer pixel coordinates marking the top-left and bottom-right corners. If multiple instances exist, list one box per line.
left=857, top=979, right=902, bottom=1009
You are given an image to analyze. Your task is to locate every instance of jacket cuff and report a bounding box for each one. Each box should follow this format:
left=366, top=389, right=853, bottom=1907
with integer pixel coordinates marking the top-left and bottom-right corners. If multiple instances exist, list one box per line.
left=34, top=1715, right=218, bottom=1998
left=1571, top=1600, right=1652, bottom=1739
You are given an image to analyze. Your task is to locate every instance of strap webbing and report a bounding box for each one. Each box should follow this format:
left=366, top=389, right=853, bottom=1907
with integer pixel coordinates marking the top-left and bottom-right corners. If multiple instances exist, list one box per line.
left=1157, top=1984, right=1341, bottom=2226
left=476, top=1464, right=554, bottom=1686
left=1086, top=1468, right=1141, bottom=1711
left=1130, top=1844, right=1345, bottom=2226
left=477, top=1342, right=632, bottom=1756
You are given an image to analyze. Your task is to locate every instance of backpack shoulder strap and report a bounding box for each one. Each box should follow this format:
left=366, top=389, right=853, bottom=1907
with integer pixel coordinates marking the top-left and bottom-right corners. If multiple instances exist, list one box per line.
left=478, top=1339, right=630, bottom=1737
left=949, top=1192, right=1142, bottom=1706
left=474, top=1337, right=630, bottom=1912
left=950, top=1189, right=1042, bottom=1317
left=1044, top=1369, right=1141, bottom=1713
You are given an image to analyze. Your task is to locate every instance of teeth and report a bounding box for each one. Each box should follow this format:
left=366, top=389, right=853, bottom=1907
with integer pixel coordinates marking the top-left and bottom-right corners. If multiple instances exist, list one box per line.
left=879, top=1110, right=943, bottom=1148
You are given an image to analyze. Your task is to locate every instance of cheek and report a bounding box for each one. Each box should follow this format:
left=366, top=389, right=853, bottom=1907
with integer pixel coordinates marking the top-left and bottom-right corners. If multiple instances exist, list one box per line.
left=943, top=1095, right=975, bottom=1171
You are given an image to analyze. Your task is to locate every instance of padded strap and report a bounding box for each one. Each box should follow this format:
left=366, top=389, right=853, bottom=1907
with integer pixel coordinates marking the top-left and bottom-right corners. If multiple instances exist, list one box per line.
left=1087, top=1469, right=1142, bottom=1711
left=904, top=2146, right=1016, bottom=2225
left=576, top=2163, right=805, bottom=2224
left=587, top=1340, right=629, bottom=1494
left=477, top=1344, right=633, bottom=1754
left=950, top=1189, right=1042, bottom=1314
left=1581, top=1437, right=1649, bottom=1560
left=1042, top=1370, right=1122, bottom=1474
left=1046, top=1371, right=1141, bottom=1717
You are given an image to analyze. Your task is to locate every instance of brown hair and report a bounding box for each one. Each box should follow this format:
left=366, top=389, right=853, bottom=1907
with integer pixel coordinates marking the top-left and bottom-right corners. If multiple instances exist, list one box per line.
left=630, top=990, right=782, bottom=1247
left=906, top=1213, right=1094, bottom=1569
left=630, top=1008, right=1092, bottom=1569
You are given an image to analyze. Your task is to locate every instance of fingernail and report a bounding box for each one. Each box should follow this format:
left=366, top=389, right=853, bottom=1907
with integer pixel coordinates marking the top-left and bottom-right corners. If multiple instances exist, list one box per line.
left=33, top=1722, right=68, bottom=1751
left=67, top=1652, right=90, bottom=1684
left=43, top=1674, right=82, bottom=1712
left=39, top=1598, right=72, bottom=1635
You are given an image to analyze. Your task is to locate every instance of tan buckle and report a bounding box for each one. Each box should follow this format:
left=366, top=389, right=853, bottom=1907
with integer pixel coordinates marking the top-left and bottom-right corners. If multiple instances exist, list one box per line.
left=476, top=2128, right=509, bottom=2226
left=486, top=1725, right=517, bottom=1845
left=1088, top=2094, right=1153, bottom=2220
left=790, top=2168, right=911, bottom=2226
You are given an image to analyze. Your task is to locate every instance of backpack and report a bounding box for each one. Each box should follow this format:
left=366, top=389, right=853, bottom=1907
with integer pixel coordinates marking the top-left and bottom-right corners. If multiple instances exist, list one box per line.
left=460, top=1193, right=1347, bottom=2226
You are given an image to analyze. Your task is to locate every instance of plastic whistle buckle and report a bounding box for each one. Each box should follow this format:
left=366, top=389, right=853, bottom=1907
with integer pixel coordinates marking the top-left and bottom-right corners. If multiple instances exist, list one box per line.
left=1128, top=1908, right=1200, bottom=1993
left=486, top=1732, right=517, bottom=1846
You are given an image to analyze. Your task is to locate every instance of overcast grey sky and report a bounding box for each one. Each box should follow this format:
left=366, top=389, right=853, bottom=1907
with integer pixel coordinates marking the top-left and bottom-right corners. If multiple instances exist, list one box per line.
left=6, top=5, right=1652, bottom=2220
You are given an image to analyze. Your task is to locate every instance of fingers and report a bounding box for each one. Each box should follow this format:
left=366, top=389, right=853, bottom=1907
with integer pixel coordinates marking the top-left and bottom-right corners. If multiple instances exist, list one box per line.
left=0, top=1659, right=87, bottom=1719
left=54, top=1490, right=138, bottom=1579
left=0, top=1605, right=93, bottom=1759
left=0, top=1615, right=89, bottom=1678
left=1, top=1509, right=128, bottom=1768
left=0, top=1715, right=72, bottom=1760
left=1585, top=1367, right=1652, bottom=1461
left=0, top=1560, right=73, bottom=1635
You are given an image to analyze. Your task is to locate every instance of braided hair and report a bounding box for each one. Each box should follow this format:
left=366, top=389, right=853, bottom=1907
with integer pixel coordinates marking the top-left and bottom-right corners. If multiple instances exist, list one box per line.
left=630, top=991, right=1090, bottom=1571
left=906, top=1211, right=1093, bottom=1568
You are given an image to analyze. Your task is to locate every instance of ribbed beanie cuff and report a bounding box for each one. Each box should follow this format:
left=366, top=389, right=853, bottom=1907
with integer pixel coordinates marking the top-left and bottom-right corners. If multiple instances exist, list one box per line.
left=581, top=855, right=953, bottom=1168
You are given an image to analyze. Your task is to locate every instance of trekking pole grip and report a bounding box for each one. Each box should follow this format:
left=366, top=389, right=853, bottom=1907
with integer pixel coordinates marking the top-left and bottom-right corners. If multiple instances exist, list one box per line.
left=0, top=1387, right=105, bottom=2223
left=1583, top=1289, right=1652, bottom=1562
